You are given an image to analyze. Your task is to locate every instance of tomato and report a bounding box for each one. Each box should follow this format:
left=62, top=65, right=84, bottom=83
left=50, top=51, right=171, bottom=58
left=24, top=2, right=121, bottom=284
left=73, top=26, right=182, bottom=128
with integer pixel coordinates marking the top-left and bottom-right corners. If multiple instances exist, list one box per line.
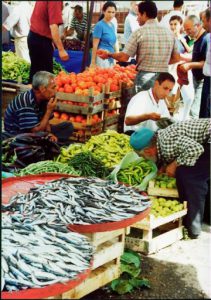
left=110, top=84, right=119, bottom=92
left=53, top=111, right=60, bottom=118
left=60, top=113, right=69, bottom=121
left=69, top=116, right=75, bottom=122
left=64, top=84, right=73, bottom=93
left=75, top=115, right=83, bottom=123
left=81, top=119, right=87, bottom=125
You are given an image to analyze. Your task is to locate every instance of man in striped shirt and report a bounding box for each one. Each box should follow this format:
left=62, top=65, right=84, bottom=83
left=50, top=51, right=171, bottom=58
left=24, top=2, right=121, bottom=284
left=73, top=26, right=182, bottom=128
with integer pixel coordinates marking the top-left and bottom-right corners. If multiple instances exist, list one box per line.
left=63, top=5, right=88, bottom=41
left=129, top=119, right=211, bottom=239
left=97, top=1, right=183, bottom=93
left=3, top=71, right=74, bottom=144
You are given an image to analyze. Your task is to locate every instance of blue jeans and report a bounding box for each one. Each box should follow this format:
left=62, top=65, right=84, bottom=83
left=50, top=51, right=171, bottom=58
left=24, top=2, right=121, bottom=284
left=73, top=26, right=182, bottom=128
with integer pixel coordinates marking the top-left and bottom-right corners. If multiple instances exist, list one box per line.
left=190, top=77, right=204, bottom=118
left=134, top=71, right=159, bottom=93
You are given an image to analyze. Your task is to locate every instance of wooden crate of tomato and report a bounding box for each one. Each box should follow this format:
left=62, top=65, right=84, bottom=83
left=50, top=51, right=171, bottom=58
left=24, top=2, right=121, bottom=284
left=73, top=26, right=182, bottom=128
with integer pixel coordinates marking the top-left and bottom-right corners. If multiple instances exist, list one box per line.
left=56, top=90, right=105, bottom=115
left=50, top=111, right=103, bottom=142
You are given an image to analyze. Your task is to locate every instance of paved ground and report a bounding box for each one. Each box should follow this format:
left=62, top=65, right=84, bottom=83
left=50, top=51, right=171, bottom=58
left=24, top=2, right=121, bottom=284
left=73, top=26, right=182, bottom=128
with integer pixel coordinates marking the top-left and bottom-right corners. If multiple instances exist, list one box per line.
left=82, top=223, right=211, bottom=299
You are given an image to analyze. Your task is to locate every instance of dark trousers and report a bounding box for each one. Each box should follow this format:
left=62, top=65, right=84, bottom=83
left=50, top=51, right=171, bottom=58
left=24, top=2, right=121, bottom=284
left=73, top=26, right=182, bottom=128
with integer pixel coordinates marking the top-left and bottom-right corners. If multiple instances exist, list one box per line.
left=51, top=122, right=74, bottom=145
left=199, top=76, right=211, bottom=118
left=27, top=31, right=54, bottom=83
left=176, top=143, right=210, bottom=235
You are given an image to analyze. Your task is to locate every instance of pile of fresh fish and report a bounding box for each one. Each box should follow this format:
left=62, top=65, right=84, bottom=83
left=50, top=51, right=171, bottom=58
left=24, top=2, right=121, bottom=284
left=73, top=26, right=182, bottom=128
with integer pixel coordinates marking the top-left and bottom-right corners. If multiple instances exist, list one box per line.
left=2, top=177, right=150, bottom=225
left=2, top=214, right=93, bottom=292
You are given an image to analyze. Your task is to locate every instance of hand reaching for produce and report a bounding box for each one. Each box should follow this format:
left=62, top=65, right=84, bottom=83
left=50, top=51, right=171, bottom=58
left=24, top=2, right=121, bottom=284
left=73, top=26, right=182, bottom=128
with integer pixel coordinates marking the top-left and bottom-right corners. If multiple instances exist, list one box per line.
left=59, top=49, right=69, bottom=61
left=96, top=49, right=110, bottom=60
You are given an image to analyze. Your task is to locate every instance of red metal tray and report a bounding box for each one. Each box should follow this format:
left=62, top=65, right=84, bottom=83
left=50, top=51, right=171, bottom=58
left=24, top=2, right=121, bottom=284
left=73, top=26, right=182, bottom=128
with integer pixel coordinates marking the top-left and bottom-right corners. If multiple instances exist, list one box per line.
left=1, top=265, right=91, bottom=299
left=2, top=174, right=150, bottom=233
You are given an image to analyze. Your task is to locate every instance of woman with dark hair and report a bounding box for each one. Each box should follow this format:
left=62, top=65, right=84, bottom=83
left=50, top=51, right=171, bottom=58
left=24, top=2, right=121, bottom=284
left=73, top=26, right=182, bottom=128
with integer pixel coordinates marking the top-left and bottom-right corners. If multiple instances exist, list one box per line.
left=91, top=1, right=118, bottom=68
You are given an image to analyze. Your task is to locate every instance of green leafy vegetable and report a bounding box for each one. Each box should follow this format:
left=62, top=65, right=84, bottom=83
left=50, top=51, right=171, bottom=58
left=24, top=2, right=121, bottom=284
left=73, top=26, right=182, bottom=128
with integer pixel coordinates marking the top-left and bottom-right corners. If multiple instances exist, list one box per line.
left=110, top=279, right=134, bottom=295
left=2, top=51, right=64, bottom=83
left=109, top=250, right=150, bottom=295
left=120, top=250, right=141, bottom=268
left=120, top=262, right=141, bottom=278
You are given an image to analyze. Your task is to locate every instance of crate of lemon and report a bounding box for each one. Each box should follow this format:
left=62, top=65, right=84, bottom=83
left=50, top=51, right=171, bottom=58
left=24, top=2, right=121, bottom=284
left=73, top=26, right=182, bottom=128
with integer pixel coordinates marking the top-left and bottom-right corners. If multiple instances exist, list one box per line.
left=125, top=197, right=187, bottom=255
left=147, top=173, right=179, bottom=198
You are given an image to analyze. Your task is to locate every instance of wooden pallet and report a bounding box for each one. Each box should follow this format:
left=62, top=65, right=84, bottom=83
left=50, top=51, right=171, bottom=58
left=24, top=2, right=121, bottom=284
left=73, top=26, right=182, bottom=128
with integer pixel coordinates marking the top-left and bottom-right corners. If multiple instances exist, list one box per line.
left=147, top=180, right=179, bottom=198
left=125, top=203, right=187, bottom=255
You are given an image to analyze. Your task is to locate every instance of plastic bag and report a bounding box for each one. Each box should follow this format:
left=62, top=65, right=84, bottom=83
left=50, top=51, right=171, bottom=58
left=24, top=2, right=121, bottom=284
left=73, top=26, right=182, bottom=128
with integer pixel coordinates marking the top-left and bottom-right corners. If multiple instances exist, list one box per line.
left=107, top=151, right=157, bottom=191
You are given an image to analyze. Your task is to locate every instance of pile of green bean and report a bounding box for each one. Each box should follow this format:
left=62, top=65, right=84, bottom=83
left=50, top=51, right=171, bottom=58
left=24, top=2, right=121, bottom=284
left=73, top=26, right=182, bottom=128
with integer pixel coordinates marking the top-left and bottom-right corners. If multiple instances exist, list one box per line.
left=117, top=160, right=154, bottom=186
left=16, top=161, right=81, bottom=176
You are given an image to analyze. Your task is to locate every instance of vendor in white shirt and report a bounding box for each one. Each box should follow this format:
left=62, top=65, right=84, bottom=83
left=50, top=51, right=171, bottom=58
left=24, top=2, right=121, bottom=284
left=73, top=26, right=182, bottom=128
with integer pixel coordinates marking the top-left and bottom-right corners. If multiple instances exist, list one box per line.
left=124, top=72, right=175, bottom=134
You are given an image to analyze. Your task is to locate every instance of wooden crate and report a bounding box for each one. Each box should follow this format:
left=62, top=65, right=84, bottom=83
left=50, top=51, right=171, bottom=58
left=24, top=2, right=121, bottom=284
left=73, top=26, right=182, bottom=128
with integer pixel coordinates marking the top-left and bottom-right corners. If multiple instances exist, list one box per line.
left=125, top=203, right=187, bottom=255
left=104, top=98, right=121, bottom=110
left=83, top=228, right=126, bottom=269
left=50, top=117, right=103, bottom=143
left=61, top=261, right=120, bottom=299
left=56, top=90, right=105, bottom=115
left=104, top=90, right=121, bottom=100
left=147, top=180, right=179, bottom=198
left=49, top=228, right=130, bottom=299
left=2, top=81, right=30, bottom=117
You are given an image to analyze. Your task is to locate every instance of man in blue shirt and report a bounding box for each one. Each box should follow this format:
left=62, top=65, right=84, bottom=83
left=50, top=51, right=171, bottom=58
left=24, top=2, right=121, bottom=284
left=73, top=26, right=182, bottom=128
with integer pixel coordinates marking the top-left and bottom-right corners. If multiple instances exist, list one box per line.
left=180, top=15, right=208, bottom=118
left=3, top=71, right=74, bottom=144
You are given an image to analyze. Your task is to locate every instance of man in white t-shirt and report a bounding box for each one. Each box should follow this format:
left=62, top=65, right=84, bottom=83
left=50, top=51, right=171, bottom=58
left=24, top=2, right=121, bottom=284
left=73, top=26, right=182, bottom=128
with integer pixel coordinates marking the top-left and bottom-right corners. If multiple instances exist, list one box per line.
left=124, top=72, right=175, bottom=134
left=3, top=1, right=33, bottom=63
left=159, top=0, right=185, bottom=30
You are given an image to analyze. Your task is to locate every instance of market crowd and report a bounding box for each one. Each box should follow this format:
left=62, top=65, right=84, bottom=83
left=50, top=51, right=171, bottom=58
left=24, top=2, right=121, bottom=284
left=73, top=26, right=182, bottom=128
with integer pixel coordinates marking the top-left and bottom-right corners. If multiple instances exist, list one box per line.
left=2, top=0, right=211, bottom=239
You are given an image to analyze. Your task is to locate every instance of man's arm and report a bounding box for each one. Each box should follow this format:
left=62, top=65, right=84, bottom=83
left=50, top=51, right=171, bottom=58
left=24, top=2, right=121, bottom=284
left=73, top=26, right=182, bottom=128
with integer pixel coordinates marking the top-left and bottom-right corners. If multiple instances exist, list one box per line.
left=106, top=51, right=130, bottom=62
left=50, top=24, right=69, bottom=61
left=125, top=113, right=161, bottom=126
left=31, top=98, right=57, bottom=133
left=179, top=61, right=205, bottom=72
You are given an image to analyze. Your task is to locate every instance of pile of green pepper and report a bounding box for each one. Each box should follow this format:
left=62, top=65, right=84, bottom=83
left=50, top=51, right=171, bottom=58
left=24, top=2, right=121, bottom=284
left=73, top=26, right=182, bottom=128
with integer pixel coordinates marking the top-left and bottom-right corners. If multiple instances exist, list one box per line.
left=117, top=160, right=154, bottom=186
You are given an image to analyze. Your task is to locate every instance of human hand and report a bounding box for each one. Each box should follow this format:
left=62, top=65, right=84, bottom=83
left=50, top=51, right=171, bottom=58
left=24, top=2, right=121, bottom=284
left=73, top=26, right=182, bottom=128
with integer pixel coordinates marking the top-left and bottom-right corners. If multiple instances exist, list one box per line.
left=96, top=49, right=109, bottom=60
left=59, top=49, right=69, bottom=61
left=179, top=63, right=190, bottom=72
left=149, top=113, right=161, bottom=121
left=48, top=133, right=58, bottom=142
left=165, top=160, right=178, bottom=177
left=47, top=97, right=57, bottom=112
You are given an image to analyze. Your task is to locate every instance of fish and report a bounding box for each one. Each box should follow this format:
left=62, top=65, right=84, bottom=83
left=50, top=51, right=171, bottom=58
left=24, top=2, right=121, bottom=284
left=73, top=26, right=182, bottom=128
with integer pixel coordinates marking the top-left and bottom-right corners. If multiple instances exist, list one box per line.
left=2, top=214, right=93, bottom=292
